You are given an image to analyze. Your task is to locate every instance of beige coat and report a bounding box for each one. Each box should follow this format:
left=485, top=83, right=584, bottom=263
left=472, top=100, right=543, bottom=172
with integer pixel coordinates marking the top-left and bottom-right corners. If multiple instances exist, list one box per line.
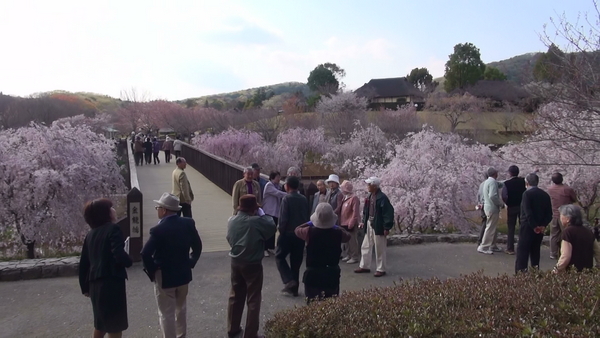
left=172, top=168, right=194, bottom=204
left=232, top=179, right=261, bottom=215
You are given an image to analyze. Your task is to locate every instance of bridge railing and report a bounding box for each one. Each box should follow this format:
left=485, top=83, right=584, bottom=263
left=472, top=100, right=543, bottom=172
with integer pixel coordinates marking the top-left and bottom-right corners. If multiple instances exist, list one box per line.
left=116, top=140, right=143, bottom=262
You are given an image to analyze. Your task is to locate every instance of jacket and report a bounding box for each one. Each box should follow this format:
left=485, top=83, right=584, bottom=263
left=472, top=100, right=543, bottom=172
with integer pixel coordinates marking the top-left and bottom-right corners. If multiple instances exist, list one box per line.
left=520, top=187, right=553, bottom=230
left=79, top=223, right=132, bottom=294
left=227, top=212, right=276, bottom=263
left=134, top=140, right=144, bottom=153
left=172, top=168, right=194, bottom=204
left=362, top=190, right=395, bottom=236
left=279, top=191, right=310, bottom=233
left=141, top=215, right=202, bottom=288
left=232, top=179, right=262, bottom=215
left=262, top=181, right=287, bottom=217
left=483, top=177, right=503, bottom=214
left=328, top=188, right=344, bottom=218
left=312, top=190, right=331, bottom=214
left=162, top=140, right=174, bottom=152
left=339, top=194, right=360, bottom=228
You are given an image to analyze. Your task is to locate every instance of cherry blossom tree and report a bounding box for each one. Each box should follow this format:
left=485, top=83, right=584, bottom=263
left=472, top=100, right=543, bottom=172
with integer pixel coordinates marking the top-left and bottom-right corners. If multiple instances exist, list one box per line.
left=192, top=128, right=265, bottom=164
left=356, top=127, right=507, bottom=233
left=0, top=122, right=126, bottom=257
left=368, top=105, right=420, bottom=140
left=316, top=92, right=368, bottom=141
left=323, top=122, right=394, bottom=178
left=276, top=127, right=329, bottom=172
left=426, top=93, right=485, bottom=132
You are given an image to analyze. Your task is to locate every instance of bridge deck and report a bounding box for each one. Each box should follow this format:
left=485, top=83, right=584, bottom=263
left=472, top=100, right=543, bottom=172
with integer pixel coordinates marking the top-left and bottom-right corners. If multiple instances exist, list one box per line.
left=136, top=155, right=233, bottom=252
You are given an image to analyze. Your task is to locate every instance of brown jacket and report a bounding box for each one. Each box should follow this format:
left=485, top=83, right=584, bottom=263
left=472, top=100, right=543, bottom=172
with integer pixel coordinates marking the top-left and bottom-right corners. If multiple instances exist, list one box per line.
left=232, top=179, right=261, bottom=215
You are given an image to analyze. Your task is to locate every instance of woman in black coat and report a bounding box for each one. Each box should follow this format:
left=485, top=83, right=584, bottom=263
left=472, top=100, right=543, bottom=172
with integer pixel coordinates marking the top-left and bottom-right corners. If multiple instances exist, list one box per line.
left=143, top=137, right=153, bottom=165
left=79, top=199, right=132, bottom=338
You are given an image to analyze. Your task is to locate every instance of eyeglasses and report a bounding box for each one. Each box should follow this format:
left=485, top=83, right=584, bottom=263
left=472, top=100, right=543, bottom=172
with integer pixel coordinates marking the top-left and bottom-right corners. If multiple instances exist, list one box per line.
left=155, top=206, right=164, bottom=210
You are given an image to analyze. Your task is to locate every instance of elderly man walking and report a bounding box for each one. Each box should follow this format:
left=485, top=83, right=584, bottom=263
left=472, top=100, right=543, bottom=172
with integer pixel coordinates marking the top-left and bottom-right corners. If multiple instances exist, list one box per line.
left=172, top=158, right=194, bottom=218
left=547, top=172, right=578, bottom=259
left=232, top=168, right=261, bottom=215
left=478, top=167, right=504, bottom=255
left=354, top=177, right=394, bottom=277
left=276, top=176, right=310, bottom=297
left=141, top=193, right=202, bottom=338
left=515, top=173, right=553, bottom=273
left=162, top=136, right=174, bottom=163
left=227, top=195, right=276, bottom=338
left=311, top=180, right=330, bottom=214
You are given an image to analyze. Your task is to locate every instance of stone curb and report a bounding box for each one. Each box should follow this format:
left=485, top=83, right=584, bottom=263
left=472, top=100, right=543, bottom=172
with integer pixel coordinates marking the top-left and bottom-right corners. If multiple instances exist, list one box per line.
left=0, top=235, right=551, bottom=282
left=0, top=256, right=80, bottom=282
left=387, top=233, right=550, bottom=247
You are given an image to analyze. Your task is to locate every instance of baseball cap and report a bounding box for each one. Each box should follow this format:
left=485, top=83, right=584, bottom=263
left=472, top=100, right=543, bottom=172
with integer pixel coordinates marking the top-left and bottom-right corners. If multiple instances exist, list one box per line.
left=365, top=177, right=381, bottom=186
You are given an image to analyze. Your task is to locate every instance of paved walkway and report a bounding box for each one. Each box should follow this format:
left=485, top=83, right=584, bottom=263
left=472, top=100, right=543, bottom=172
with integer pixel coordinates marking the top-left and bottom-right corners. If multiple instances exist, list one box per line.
left=0, top=243, right=556, bottom=338
left=136, top=155, right=232, bottom=252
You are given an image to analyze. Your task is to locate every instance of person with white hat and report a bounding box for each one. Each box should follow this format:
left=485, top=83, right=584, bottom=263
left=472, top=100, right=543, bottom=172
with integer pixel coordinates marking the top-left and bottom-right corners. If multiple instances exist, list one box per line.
left=295, top=203, right=350, bottom=303
left=326, top=174, right=343, bottom=219
left=354, top=177, right=395, bottom=277
left=141, top=192, right=203, bottom=338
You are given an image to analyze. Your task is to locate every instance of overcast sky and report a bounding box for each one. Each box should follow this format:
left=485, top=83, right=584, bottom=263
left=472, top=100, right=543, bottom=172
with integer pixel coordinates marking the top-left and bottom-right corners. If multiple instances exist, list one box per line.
left=0, top=0, right=595, bottom=100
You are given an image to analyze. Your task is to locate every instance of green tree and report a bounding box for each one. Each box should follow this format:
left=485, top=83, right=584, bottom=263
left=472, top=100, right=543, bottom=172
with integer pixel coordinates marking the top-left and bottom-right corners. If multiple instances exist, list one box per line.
left=483, top=66, right=508, bottom=80
left=533, top=44, right=565, bottom=84
left=444, top=43, right=486, bottom=91
left=204, top=99, right=209, bottom=108
left=406, top=67, right=437, bottom=92
left=184, top=98, right=197, bottom=108
left=307, top=64, right=341, bottom=95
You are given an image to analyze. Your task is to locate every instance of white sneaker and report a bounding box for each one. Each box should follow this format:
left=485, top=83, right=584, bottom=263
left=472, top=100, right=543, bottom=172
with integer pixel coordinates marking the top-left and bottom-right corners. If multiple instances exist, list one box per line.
left=477, top=247, right=494, bottom=255
left=491, top=246, right=503, bottom=252
left=346, top=259, right=358, bottom=264
left=264, top=250, right=270, bottom=257
left=341, top=256, right=350, bottom=262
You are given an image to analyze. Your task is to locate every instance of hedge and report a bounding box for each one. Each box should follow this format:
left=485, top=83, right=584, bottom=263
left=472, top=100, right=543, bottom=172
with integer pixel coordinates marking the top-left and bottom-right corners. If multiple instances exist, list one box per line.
left=265, top=271, right=600, bottom=337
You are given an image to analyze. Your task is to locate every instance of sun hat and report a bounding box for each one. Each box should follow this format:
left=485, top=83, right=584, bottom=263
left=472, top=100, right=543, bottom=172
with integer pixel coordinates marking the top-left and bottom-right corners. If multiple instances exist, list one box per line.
left=326, top=174, right=340, bottom=185
left=365, top=177, right=381, bottom=186
left=153, top=192, right=182, bottom=211
left=340, top=180, right=354, bottom=194
left=310, top=203, right=338, bottom=229
left=238, top=194, right=260, bottom=213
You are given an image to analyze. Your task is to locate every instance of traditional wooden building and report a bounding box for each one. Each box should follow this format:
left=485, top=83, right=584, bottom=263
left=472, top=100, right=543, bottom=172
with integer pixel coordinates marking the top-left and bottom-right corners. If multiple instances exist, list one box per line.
left=355, top=77, right=425, bottom=110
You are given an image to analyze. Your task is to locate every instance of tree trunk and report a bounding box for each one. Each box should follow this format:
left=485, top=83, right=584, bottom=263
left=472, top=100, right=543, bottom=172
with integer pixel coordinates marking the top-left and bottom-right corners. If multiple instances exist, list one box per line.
left=26, top=241, right=35, bottom=259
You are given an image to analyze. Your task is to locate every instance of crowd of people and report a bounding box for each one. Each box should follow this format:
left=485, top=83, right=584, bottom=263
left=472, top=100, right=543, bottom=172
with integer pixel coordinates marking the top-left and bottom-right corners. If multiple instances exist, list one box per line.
left=77, top=148, right=600, bottom=337
left=131, top=134, right=183, bottom=166
left=476, top=165, right=600, bottom=274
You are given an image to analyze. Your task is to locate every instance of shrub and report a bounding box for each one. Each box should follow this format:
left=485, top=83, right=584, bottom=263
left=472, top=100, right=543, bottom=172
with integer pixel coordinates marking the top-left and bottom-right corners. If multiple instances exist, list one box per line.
left=265, top=271, right=600, bottom=337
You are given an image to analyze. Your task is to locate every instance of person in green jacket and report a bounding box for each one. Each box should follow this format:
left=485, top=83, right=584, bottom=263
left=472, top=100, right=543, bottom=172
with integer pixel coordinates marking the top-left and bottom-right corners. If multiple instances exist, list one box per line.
left=354, top=177, right=395, bottom=277
left=226, top=194, right=276, bottom=338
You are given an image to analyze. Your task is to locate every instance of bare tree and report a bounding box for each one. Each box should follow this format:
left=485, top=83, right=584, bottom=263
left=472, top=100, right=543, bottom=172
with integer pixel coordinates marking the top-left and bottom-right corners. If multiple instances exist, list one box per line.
left=369, top=105, right=420, bottom=140
left=243, top=108, right=281, bottom=143
left=426, top=93, right=484, bottom=132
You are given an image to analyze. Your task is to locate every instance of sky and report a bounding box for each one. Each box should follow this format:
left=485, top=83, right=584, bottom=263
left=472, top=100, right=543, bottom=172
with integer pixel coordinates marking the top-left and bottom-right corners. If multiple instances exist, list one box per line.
left=0, top=0, right=597, bottom=100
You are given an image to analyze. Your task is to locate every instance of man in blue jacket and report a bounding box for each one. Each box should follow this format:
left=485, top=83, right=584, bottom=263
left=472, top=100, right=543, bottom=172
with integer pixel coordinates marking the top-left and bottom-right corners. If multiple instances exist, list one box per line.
left=141, top=192, right=202, bottom=338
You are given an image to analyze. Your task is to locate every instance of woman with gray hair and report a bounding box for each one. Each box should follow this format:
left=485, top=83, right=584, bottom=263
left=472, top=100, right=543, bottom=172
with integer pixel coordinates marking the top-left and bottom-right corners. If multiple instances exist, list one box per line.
left=554, top=204, right=600, bottom=273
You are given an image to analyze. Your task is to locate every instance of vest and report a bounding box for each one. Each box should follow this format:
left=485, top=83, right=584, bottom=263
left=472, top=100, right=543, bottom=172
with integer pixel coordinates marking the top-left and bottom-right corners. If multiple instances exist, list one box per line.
left=504, top=177, right=526, bottom=207
left=305, top=227, right=343, bottom=268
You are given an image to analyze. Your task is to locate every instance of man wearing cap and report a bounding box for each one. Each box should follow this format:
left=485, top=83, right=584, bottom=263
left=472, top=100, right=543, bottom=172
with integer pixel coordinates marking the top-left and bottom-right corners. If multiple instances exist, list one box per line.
left=276, top=176, right=310, bottom=296
left=227, top=195, right=276, bottom=338
left=354, top=177, right=394, bottom=277
left=251, top=163, right=268, bottom=199
left=172, top=157, right=194, bottom=218
left=501, top=165, right=526, bottom=255
left=141, top=193, right=203, bottom=338
left=295, top=203, right=350, bottom=303
left=326, top=174, right=343, bottom=219
left=232, top=168, right=262, bottom=215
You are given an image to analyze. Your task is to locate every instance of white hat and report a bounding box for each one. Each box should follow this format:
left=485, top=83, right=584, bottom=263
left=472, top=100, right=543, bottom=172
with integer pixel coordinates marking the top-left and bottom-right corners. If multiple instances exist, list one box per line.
left=153, top=192, right=182, bottom=211
left=365, top=177, right=381, bottom=186
left=310, top=203, right=338, bottom=229
left=326, top=174, right=340, bottom=185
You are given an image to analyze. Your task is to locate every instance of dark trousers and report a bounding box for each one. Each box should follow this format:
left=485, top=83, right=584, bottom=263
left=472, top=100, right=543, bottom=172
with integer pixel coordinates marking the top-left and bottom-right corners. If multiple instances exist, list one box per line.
left=227, top=260, right=263, bottom=338
left=304, top=266, right=341, bottom=304
left=177, top=203, right=192, bottom=218
left=144, top=152, right=152, bottom=164
left=550, top=217, right=563, bottom=257
left=265, top=217, right=277, bottom=250
left=515, top=226, right=544, bottom=273
left=477, top=209, right=487, bottom=245
left=153, top=152, right=160, bottom=164
left=275, top=232, right=305, bottom=292
left=164, top=150, right=171, bottom=163
left=134, top=152, right=144, bottom=166
left=506, top=206, right=520, bottom=252
left=175, top=150, right=181, bottom=158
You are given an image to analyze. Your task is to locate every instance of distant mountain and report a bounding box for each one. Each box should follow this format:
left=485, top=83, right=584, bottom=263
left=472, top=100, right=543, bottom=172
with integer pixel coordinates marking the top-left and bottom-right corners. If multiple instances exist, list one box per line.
left=487, top=52, right=542, bottom=85
left=184, top=82, right=311, bottom=106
